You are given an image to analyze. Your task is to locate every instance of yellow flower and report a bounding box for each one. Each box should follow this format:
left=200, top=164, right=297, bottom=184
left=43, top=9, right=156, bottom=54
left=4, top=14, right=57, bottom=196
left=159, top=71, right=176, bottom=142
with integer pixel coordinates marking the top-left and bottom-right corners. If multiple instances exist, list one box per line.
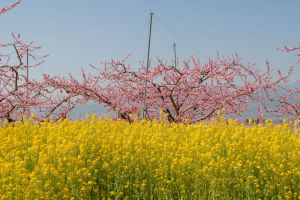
left=249, top=118, right=253, bottom=124
left=0, top=114, right=298, bottom=199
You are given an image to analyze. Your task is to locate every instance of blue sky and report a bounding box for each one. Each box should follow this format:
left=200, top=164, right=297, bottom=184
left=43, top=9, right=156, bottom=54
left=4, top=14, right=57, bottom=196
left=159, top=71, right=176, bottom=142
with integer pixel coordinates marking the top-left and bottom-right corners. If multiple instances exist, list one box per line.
left=1, top=0, right=300, bottom=82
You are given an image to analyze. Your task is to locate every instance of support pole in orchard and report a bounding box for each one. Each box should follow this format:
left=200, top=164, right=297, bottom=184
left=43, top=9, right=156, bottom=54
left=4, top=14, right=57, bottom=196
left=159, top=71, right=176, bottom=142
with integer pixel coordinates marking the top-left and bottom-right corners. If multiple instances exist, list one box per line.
left=26, top=48, right=29, bottom=82
left=26, top=48, right=29, bottom=116
left=173, top=43, right=177, bottom=68
left=142, top=12, right=153, bottom=119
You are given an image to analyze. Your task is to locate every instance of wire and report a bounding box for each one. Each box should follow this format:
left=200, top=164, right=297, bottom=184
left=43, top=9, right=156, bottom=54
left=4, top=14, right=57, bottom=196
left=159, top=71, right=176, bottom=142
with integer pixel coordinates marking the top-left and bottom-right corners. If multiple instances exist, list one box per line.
left=153, top=14, right=208, bottom=60
left=111, top=15, right=148, bottom=60
left=129, top=18, right=148, bottom=64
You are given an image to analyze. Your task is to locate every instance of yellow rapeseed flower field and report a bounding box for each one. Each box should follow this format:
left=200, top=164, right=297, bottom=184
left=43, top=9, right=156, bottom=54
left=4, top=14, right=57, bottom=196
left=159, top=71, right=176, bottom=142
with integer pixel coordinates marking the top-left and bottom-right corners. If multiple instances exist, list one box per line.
left=0, top=115, right=299, bottom=199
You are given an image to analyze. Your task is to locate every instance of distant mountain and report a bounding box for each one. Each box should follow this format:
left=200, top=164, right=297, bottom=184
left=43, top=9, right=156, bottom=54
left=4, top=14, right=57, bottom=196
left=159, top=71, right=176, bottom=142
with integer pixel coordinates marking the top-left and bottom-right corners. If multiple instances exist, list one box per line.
left=68, top=102, right=114, bottom=120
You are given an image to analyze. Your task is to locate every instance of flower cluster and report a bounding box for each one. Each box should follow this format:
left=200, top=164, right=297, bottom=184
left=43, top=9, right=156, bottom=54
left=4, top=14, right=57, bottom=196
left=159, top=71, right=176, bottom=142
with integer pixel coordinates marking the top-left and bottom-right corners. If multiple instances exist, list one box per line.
left=0, top=115, right=299, bottom=199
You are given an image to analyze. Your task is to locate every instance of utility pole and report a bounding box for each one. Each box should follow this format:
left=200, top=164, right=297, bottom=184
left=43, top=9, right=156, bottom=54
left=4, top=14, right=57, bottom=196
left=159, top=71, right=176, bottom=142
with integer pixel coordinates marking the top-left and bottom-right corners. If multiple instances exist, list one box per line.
left=142, top=12, right=153, bottom=119
left=173, top=43, right=177, bottom=68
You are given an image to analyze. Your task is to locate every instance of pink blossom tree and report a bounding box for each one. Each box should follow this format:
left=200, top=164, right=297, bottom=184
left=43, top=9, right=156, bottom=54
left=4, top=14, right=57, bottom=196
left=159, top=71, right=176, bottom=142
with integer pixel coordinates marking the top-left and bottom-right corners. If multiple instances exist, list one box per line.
left=1, top=2, right=76, bottom=122
left=262, top=46, right=299, bottom=117
left=0, top=0, right=21, bottom=16
left=42, top=46, right=299, bottom=123
left=2, top=1, right=298, bottom=123
left=0, top=33, right=76, bottom=122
